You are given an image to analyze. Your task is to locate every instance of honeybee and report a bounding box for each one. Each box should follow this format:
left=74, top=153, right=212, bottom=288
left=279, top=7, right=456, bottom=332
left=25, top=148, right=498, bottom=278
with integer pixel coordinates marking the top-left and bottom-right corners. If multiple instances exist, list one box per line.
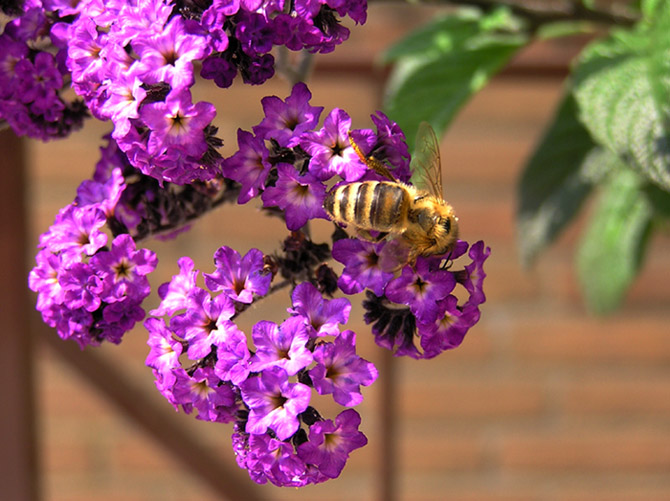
left=324, top=122, right=459, bottom=266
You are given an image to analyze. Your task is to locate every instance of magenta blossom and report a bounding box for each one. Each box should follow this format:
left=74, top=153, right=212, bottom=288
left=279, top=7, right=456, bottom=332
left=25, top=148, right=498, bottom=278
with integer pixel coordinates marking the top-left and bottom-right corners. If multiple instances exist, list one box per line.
left=309, top=329, right=377, bottom=406
left=300, top=108, right=364, bottom=182
left=240, top=366, right=311, bottom=440
left=288, top=282, right=351, bottom=337
left=297, top=409, right=368, bottom=478
left=204, top=246, right=271, bottom=303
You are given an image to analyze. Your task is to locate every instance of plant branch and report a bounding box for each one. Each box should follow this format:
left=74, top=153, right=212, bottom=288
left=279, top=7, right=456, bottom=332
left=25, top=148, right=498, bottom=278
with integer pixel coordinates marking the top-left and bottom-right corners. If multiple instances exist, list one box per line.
left=371, top=0, right=639, bottom=28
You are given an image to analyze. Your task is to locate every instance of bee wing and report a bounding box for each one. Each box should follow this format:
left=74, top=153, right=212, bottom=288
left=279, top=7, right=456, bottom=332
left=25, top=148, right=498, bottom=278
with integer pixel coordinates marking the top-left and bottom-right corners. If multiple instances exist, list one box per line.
left=348, top=130, right=397, bottom=182
left=378, top=238, right=412, bottom=272
left=410, top=122, right=444, bottom=199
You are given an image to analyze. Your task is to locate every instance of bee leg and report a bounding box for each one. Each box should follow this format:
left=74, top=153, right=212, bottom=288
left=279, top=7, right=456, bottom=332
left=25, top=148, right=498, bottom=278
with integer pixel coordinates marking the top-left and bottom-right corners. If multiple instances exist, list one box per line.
left=356, top=229, right=389, bottom=243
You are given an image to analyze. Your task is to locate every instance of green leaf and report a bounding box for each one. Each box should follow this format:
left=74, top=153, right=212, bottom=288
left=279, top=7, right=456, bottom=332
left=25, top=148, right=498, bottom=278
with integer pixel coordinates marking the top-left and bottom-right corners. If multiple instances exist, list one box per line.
left=641, top=0, right=665, bottom=18
left=644, top=183, right=670, bottom=219
left=536, top=20, right=595, bottom=40
left=576, top=168, right=653, bottom=314
left=517, top=93, right=617, bottom=266
left=572, top=12, right=670, bottom=191
left=382, top=9, right=528, bottom=150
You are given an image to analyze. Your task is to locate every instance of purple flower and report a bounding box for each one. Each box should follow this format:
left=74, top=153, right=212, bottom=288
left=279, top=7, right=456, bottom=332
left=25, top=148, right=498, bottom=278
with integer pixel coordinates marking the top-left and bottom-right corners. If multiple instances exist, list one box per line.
left=15, top=51, right=63, bottom=105
left=99, top=69, right=147, bottom=138
left=171, top=367, right=238, bottom=423
left=89, top=234, right=157, bottom=302
left=99, top=299, right=146, bottom=343
left=309, top=329, right=377, bottom=406
left=300, top=108, right=364, bottom=181
left=288, top=282, right=350, bottom=337
left=369, top=111, right=411, bottom=181
left=362, top=291, right=421, bottom=359
left=150, top=256, right=199, bottom=317
left=261, top=163, right=328, bottom=231
left=170, top=288, right=238, bottom=359
left=59, top=262, right=103, bottom=312
left=331, top=238, right=394, bottom=296
left=417, top=296, right=481, bottom=358
left=145, top=317, right=183, bottom=381
left=297, top=409, right=367, bottom=478
left=0, top=39, right=27, bottom=99
left=235, top=432, right=309, bottom=487
left=67, top=17, right=105, bottom=84
left=385, top=257, right=455, bottom=324
left=204, top=246, right=271, bottom=304
left=253, top=82, right=323, bottom=147
left=235, top=12, right=273, bottom=55
left=132, top=16, right=210, bottom=89
left=240, top=52, right=276, bottom=85
left=458, top=240, right=490, bottom=308
left=213, top=325, right=252, bottom=385
left=249, top=316, right=313, bottom=376
left=200, top=1, right=232, bottom=52
left=240, top=366, right=311, bottom=440
left=40, top=205, right=107, bottom=258
left=111, top=0, right=173, bottom=44
left=221, top=129, right=271, bottom=204
left=140, top=87, right=216, bottom=159
left=75, top=167, right=125, bottom=218
left=200, top=55, right=237, bottom=88
left=29, top=249, right=66, bottom=310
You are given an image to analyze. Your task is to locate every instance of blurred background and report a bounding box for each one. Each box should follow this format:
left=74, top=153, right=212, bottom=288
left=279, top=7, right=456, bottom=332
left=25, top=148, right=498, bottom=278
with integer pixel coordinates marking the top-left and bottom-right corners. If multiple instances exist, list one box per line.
left=5, top=3, right=670, bottom=500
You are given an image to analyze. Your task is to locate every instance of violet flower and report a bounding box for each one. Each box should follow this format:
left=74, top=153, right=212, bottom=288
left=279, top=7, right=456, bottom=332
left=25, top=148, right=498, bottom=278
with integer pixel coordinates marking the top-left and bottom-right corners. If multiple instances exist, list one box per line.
left=309, top=329, right=378, bottom=406
left=297, top=409, right=367, bottom=478
left=300, top=108, right=365, bottom=181
left=249, top=316, right=313, bottom=376
left=204, top=246, right=271, bottom=304
left=288, top=282, right=351, bottom=337
left=240, top=366, right=312, bottom=440
left=261, top=163, right=328, bottom=231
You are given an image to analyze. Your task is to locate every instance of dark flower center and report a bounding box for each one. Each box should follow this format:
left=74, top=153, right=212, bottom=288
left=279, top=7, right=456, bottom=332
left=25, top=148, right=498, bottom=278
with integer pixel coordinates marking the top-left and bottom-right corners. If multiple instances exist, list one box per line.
left=331, top=141, right=344, bottom=157
left=114, top=259, right=131, bottom=279
left=285, top=115, right=299, bottom=131
left=233, top=278, right=245, bottom=295
left=165, top=50, right=178, bottom=66
left=271, top=393, right=288, bottom=409
left=204, top=317, right=218, bottom=334
left=413, top=277, right=427, bottom=293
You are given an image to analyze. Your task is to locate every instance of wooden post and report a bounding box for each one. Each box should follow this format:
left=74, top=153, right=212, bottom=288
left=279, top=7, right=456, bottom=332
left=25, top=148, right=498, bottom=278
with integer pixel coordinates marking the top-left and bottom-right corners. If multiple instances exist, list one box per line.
left=0, top=129, right=39, bottom=501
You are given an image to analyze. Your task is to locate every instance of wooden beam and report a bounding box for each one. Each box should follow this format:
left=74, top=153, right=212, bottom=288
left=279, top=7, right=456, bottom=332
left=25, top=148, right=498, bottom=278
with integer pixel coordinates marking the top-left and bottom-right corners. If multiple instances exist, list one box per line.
left=0, top=130, right=39, bottom=501
left=39, top=323, right=267, bottom=501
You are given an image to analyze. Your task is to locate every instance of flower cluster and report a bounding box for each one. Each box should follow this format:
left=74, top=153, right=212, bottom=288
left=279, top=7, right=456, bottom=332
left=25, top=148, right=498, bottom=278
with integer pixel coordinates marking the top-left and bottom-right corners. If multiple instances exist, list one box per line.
left=28, top=168, right=158, bottom=348
left=220, top=82, right=489, bottom=358
left=92, top=134, right=238, bottom=241
left=0, top=2, right=87, bottom=140
left=223, top=82, right=412, bottom=232
left=1, top=0, right=367, bottom=185
left=146, top=251, right=376, bottom=486
left=356, top=240, right=490, bottom=359
left=29, top=77, right=490, bottom=485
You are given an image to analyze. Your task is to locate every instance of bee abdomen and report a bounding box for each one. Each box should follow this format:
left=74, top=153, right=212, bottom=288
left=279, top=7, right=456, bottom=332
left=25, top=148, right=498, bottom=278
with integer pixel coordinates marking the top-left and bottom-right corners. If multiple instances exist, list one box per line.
left=325, top=181, right=407, bottom=232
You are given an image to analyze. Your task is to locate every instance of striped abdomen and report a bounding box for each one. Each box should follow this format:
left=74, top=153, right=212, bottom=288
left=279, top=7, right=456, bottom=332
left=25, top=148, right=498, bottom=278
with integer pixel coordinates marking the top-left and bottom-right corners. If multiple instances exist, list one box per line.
left=324, top=181, right=409, bottom=232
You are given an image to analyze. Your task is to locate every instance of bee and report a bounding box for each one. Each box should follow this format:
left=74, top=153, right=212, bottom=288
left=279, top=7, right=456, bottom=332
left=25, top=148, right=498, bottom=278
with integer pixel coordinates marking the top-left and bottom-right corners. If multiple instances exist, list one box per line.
left=324, top=122, right=459, bottom=265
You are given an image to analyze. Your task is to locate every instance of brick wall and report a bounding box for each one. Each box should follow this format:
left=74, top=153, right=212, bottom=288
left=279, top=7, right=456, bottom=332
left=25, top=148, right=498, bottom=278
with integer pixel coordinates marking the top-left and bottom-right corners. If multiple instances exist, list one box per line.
left=26, top=4, right=670, bottom=501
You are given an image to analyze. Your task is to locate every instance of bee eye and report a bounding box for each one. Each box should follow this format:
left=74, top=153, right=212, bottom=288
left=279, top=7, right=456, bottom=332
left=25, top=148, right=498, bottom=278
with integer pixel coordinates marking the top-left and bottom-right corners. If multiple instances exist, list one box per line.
left=441, top=218, right=451, bottom=234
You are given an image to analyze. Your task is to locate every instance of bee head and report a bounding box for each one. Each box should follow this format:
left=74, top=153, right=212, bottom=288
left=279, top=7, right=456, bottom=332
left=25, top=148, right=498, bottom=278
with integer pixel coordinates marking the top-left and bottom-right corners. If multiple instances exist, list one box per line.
left=434, top=213, right=459, bottom=255
left=441, top=217, right=452, bottom=235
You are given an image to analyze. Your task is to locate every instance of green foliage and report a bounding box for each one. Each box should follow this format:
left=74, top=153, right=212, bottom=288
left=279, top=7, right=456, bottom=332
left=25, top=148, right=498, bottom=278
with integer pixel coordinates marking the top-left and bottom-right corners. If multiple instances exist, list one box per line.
left=572, top=17, right=670, bottom=191
left=381, top=1, right=670, bottom=314
left=381, top=7, right=527, bottom=150
left=577, top=168, right=652, bottom=314
left=517, top=94, right=598, bottom=266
